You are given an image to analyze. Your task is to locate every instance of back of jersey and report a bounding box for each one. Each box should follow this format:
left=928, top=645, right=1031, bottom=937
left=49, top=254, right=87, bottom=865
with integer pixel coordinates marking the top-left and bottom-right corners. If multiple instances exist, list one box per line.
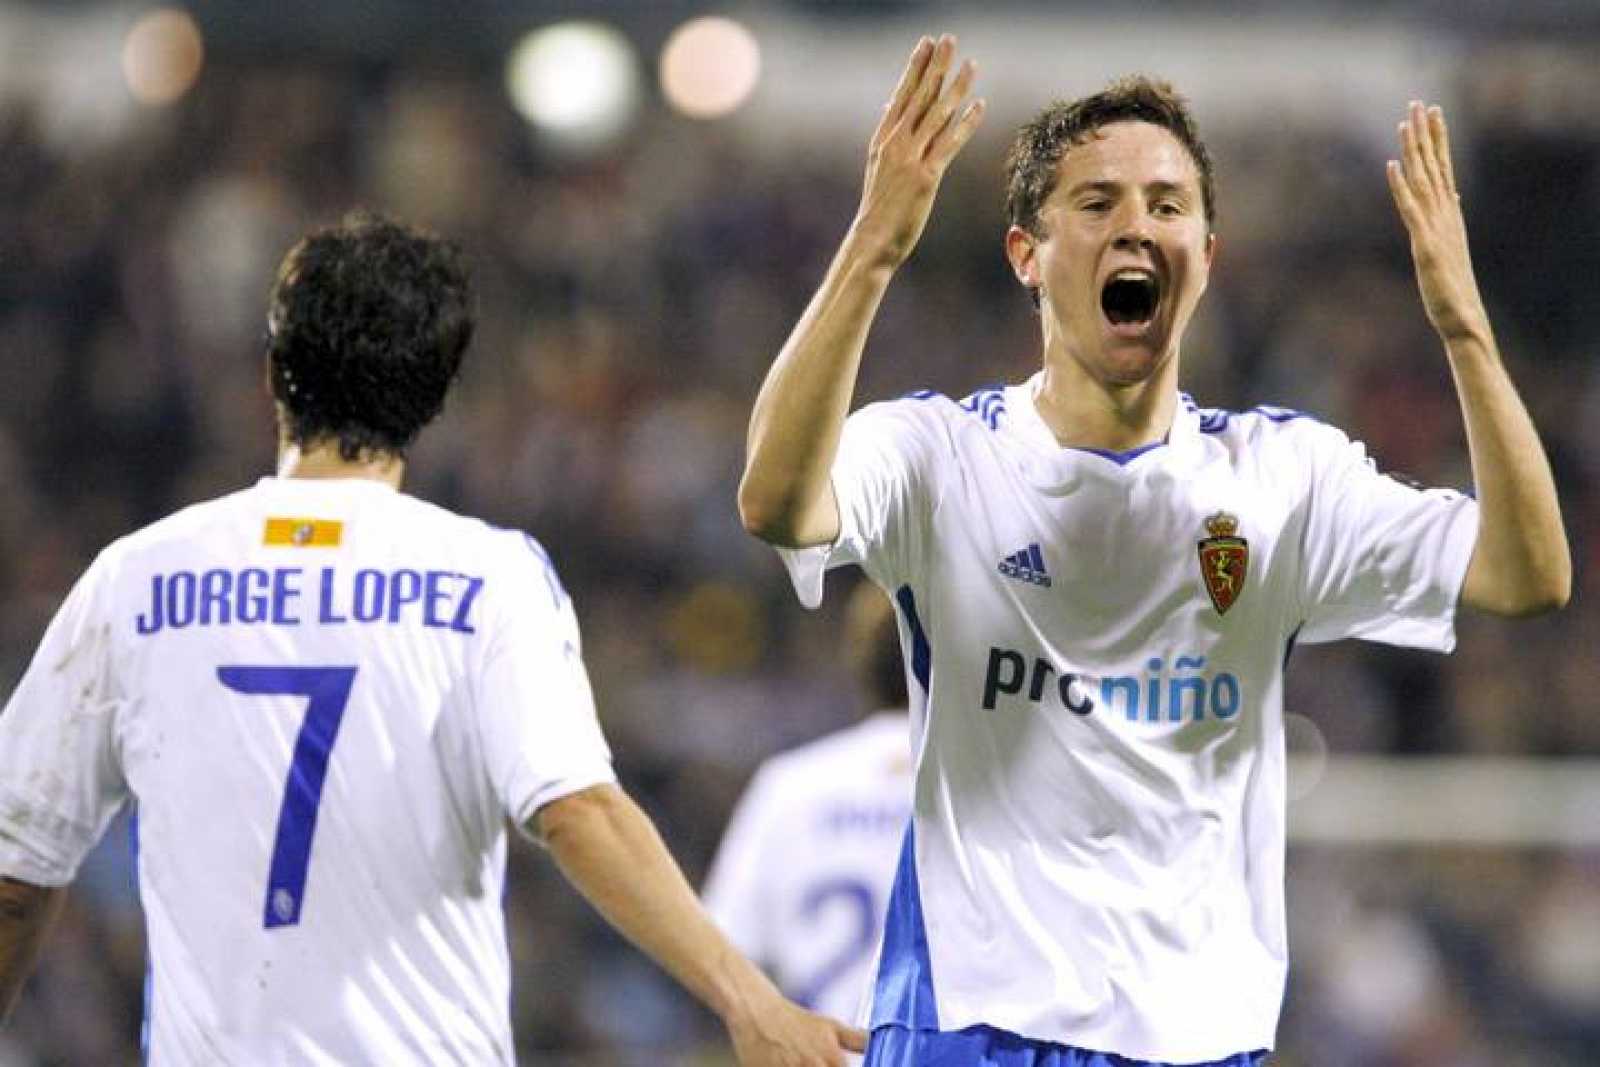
left=0, top=477, right=614, bottom=1065
left=704, top=713, right=912, bottom=1026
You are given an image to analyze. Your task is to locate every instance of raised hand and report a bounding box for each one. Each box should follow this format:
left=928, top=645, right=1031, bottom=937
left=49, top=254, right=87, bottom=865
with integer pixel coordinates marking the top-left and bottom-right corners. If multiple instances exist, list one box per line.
left=1385, top=100, right=1571, bottom=616
left=1386, top=101, right=1490, bottom=344
left=737, top=34, right=984, bottom=550
left=852, top=34, right=985, bottom=271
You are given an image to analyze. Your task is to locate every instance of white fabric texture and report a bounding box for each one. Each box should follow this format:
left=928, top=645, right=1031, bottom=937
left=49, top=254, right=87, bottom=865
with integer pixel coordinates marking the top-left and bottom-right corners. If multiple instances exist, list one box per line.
left=777, top=377, right=1477, bottom=1062
left=0, top=477, right=614, bottom=1065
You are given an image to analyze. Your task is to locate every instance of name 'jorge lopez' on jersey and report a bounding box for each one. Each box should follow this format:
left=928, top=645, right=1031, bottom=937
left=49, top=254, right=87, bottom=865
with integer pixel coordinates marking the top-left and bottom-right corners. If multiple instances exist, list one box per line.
left=134, top=565, right=485, bottom=636
left=982, top=647, right=1243, bottom=723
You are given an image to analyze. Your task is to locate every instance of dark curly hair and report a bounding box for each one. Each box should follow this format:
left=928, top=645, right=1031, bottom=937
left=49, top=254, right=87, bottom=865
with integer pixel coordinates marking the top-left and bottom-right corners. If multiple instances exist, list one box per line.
left=267, top=210, right=474, bottom=460
left=1004, top=75, right=1216, bottom=240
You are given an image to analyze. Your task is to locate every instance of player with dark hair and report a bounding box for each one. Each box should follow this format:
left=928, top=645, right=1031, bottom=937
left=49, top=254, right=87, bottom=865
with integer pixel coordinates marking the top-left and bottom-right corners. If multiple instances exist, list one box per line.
left=704, top=582, right=912, bottom=1026
left=0, top=211, right=863, bottom=1065
left=1004, top=76, right=1216, bottom=311
left=266, top=210, right=476, bottom=461
left=738, top=35, right=1568, bottom=1067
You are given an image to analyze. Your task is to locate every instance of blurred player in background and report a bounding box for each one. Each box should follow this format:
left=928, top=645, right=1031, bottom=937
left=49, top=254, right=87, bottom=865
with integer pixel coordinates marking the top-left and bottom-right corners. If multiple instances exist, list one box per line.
left=738, top=33, right=1568, bottom=1067
left=704, top=581, right=912, bottom=1027
left=0, top=212, right=863, bottom=1065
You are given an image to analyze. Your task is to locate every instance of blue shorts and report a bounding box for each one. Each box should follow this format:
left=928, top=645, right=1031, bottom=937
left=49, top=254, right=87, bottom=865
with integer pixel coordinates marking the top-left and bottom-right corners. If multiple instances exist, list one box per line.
left=863, top=1024, right=1269, bottom=1067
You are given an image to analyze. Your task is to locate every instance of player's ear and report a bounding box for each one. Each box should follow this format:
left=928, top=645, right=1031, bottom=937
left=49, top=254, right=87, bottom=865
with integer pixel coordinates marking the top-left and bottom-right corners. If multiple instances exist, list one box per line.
left=1195, top=231, right=1218, bottom=298
left=1005, top=224, right=1039, bottom=290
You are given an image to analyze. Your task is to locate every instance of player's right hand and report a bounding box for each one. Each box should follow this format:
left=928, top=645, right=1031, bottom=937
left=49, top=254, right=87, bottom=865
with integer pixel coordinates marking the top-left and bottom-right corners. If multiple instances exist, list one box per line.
left=724, top=994, right=868, bottom=1066
left=849, top=33, right=985, bottom=272
left=1385, top=100, right=1489, bottom=345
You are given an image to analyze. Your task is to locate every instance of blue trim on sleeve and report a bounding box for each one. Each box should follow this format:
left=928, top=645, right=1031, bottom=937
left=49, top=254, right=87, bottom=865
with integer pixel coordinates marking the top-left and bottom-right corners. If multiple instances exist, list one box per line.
left=478, top=521, right=568, bottom=609
left=873, top=586, right=938, bottom=1032
left=131, top=810, right=151, bottom=1064
left=894, top=586, right=931, bottom=692
left=1251, top=404, right=1306, bottom=423
left=520, top=533, right=567, bottom=607
left=1192, top=401, right=1313, bottom=436
left=958, top=385, right=1008, bottom=430
left=869, top=826, right=940, bottom=1031
left=1283, top=623, right=1303, bottom=671
left=899, top=386, right=1010, bottom=431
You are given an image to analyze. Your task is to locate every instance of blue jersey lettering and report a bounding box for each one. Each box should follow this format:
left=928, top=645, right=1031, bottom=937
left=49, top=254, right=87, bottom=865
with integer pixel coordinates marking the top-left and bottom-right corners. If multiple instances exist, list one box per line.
left=134, top=566, right=485, bottom=636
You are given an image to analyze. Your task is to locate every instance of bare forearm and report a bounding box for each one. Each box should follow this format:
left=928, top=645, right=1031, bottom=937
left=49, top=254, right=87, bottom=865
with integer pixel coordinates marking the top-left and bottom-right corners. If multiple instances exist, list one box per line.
left=0, top=877, right=65, bottom=1022
left=1386, top=102, right=1569, bottom=616
left=739, top=35, right=982, bottom=549
left=538, top=785, right=864, bottom=1063
left=538, top=785, right=771, bottom=1021
left=738, top=231, right=896, bottom=547
left=1448, top=330, right=1570, bottom=614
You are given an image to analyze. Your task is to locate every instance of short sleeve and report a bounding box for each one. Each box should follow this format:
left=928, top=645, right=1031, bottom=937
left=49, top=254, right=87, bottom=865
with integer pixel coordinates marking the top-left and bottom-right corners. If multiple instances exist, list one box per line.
left=0, top=554, right=130, bottom=886
left=1296, top=425, right=1479, bottom=650
left=475, top=540, right=615, bottom=835
left=778, top=399, right=944, bottom=609
left=701, top=765, right=779, bottom=966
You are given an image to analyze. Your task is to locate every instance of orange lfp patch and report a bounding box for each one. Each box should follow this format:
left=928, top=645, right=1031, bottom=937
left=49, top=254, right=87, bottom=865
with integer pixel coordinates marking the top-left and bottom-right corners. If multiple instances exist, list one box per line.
left=263, top=518, right=343, bottom=548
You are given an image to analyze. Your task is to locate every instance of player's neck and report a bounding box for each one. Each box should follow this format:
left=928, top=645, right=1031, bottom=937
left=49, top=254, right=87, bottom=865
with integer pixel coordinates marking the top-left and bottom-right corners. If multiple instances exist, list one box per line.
left=1033, top=356, right=1179, bottom=454
left=276, top=439, right=405, bottom=488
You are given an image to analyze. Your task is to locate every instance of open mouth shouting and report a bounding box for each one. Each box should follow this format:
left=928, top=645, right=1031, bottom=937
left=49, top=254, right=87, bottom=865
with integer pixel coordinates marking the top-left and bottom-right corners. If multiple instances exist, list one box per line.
left=1100, top=269, right=1161, bottom=335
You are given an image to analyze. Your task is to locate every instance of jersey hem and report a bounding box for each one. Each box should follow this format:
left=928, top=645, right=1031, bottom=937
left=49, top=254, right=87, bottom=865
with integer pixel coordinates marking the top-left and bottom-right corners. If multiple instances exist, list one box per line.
left=866, top=1022, right=1271, bottom=1067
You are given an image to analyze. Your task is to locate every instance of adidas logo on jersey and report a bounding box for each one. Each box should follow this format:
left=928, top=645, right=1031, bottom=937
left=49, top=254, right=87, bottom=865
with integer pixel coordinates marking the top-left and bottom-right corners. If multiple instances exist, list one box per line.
left=998, top=543, right=1051, bottom=588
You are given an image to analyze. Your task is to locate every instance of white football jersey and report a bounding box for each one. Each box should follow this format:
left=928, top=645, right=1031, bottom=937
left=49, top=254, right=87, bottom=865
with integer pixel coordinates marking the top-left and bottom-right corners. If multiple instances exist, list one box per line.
left=779, top=374, right=1478, bottom=1062
left=703, top=711, right=911, bottom=1025
left=0, top=477, right=615, bottom=1065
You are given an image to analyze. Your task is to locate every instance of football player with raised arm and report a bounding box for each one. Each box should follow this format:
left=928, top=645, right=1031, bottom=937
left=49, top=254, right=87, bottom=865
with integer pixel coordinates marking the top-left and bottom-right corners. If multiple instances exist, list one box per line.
left=0, top=213, right=864, bottom=1065
left=704, top=582, right=913, bottom=1028
left=737, top=34, right=1568, bottom=1067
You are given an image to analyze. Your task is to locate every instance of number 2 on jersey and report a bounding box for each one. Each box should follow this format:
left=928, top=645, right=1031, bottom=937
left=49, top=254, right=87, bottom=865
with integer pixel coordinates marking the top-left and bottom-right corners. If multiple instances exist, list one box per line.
left=217, top=666, right=357, bottom=930
left=794, top=878, right=879, bottom=1010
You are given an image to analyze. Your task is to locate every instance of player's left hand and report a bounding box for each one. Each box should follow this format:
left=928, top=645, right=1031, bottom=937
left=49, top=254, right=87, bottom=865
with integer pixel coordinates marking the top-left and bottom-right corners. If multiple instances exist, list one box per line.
left=724, top=986, right=867, bottom=1066
left=1386, top=101, right=1491, bottom=344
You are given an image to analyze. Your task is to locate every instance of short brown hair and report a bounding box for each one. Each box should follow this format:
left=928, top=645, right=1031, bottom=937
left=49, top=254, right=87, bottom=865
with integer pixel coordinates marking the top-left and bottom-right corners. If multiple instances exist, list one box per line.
left=1004, top=75, right=1216, bottom=238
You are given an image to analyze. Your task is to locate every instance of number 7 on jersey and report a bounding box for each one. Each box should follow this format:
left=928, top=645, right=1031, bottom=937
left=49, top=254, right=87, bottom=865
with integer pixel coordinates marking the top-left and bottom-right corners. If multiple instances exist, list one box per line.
left=217, top=665, right=358, bottom=930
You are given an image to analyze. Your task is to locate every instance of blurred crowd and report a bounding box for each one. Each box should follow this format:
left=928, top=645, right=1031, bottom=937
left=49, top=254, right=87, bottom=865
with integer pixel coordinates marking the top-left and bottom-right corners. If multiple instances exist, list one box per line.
left=0, top=29, right=1596, bottom=1067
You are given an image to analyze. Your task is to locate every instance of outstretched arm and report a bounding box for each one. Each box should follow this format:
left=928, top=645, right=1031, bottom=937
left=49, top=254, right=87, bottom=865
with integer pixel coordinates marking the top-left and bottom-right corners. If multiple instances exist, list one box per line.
left=737, top=34, right=984, bottom=547
left=536, top=784, right=866, bottom=1065
left=0, top=877, right=66, bottom=1022
left=1387, top=101, right=1570, bottom=616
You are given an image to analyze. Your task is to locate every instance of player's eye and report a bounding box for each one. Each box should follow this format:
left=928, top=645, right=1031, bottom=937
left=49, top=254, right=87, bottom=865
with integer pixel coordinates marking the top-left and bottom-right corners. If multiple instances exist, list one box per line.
left=1153, top=200, right=1183, bottom=217
left=1080, top=199, right=1110, bottom=213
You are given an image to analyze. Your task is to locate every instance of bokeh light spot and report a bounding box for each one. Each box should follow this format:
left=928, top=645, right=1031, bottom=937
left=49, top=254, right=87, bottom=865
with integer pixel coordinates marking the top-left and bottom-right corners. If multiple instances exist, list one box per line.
left=660, top=16, right=761, bottom=120
left=122, top=7, right=204, bottom=106
left=1285, top=712, right=1330, bottom=803
left=507, top=21, right=640, bottom=151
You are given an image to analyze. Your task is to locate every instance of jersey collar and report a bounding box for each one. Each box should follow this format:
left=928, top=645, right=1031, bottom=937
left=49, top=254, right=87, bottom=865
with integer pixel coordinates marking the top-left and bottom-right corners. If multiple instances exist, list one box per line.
left=1003, top=373, right=1201, bottom=489
left=254, top=476, right=400, bottom=494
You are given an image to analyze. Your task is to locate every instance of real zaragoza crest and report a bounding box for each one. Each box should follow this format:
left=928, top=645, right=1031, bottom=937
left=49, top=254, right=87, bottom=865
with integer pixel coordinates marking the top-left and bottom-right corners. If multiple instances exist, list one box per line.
left=1197, top=511, right=1248, bottom=615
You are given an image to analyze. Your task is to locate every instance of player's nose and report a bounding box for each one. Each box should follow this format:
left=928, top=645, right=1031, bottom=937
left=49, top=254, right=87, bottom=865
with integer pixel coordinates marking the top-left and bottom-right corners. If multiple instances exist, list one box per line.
left=1109, top=199, right=1156, bottom=251
left=1111, top=219, right=1155, bottom=251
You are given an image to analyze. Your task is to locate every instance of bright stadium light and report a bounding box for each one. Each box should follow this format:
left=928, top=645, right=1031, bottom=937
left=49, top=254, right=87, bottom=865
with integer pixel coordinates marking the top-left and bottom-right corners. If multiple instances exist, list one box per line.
left=122, top=7, right=204, bottom=106
left=659, top=16, right=761, bottom=120
left=506, top=21, right=639, bottom=153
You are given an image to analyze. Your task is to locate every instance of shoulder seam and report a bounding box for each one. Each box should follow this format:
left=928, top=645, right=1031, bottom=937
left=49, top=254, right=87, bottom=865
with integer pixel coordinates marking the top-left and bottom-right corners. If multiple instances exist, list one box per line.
left=1192, top=402, right=1317, bottom=435
left=956, top=383, right=1008, bottom=431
